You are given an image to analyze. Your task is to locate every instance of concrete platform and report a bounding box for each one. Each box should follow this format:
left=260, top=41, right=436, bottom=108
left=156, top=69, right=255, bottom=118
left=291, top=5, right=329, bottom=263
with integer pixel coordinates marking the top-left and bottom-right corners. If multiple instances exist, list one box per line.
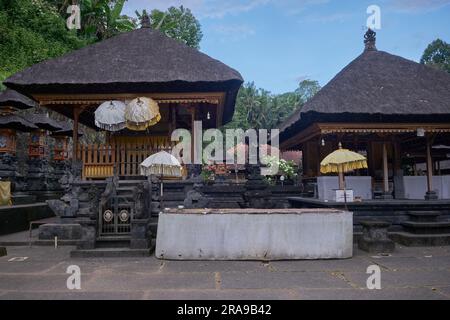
left=156, top=208, right=353, bottom=260
left=1, top=245, right=450, bottom=300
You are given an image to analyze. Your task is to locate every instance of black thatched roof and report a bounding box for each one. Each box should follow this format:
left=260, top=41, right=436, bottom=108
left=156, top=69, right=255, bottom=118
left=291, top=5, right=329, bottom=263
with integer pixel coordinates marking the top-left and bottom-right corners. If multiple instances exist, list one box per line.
left=280, top=34, right=450, bottom=140
left=0, top=115, right=38, bottom=132
left=31, top=113, right=63, bottom=132
left=4, top=27, right=243, bottom=124
left=0, top=89, right=37, bottom=110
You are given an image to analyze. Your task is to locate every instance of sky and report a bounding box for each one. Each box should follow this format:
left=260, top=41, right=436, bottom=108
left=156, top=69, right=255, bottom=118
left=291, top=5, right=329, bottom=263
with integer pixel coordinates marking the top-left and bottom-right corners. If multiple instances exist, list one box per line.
left=123, top=0, right=450, bottom=94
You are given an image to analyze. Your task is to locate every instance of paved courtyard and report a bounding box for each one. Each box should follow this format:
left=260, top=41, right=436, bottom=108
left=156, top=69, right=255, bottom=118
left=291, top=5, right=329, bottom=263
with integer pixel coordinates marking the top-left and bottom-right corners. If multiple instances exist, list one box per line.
left=0, top=245, right=450, bottom=300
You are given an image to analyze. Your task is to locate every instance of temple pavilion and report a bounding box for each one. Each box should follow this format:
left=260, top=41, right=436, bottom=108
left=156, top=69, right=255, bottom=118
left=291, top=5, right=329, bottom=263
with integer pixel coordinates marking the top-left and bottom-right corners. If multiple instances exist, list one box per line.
left=4, top=20, right=243, bottom=179
left=279, top=30, right=450, bottom=201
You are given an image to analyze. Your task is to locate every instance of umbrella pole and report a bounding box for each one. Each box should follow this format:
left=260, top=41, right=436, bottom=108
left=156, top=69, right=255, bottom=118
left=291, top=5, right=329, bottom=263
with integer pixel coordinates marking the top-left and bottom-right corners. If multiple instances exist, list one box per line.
left=160, top=164, right=164, bottom=211
left=343, top=174, right=348, bottom=211
left=338, top=169, right=344, bottom=190
left=338, top=165, right=348, bottom=210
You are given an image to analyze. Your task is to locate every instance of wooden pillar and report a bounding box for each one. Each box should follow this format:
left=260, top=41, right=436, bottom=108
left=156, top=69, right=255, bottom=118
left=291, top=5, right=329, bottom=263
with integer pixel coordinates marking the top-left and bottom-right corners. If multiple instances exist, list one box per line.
left=382, top=142, right=389, bottom=193
left=426, top=137, right=433, bottom=193
left=170, top=105, right=176, bottom=137
left=393, top=139, right=405, bottom=199
left=187, top=106, right=196, bottom=165
left=425, top=134, right=438, bottom=200
left=317, top=138, right=322, bottom=177
left=72, top=108, right=80, bottom=161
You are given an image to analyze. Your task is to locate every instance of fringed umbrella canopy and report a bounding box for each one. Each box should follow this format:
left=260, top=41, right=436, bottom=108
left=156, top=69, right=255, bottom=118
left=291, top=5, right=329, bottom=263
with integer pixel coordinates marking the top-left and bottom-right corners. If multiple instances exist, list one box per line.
left=125, top=97, right=161, bottom=131
left=94, top=100, right=126, bottom=131
left=140, top=151, right=182, bottom=177
left=320, top=143, right=368, bottom=191
left=320, top=146, right=368, bottom=174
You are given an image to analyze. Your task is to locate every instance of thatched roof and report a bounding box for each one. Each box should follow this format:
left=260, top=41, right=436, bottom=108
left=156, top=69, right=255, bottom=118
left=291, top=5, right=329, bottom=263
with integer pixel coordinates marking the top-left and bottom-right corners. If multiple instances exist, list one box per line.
left=0, top=115, right=38, bottom=132
left=280, top=31, right=450, bottom=139
left=0, top=89, right=37, bottom=110
left=50, top=121, right=83, bottom=137
left=4, top=27, right=243, bottom=124
left=31, top=113, right=63, bottom=132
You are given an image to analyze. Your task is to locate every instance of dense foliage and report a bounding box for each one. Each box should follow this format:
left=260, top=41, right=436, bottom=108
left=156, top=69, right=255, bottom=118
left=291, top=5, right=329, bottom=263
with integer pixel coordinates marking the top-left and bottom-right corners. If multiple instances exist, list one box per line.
left=225, top=80, right=321, bottom=130
left=420, top=39, right=450, bottom=73
left=0, top=0, right=87, bottom=88
left=136, top=6, right=203, bottom=49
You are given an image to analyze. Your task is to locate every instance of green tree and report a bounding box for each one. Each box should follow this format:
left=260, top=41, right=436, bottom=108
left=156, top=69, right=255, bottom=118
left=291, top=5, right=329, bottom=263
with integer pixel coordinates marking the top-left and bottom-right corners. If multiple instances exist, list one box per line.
left=136, top=6, right=203, bottom=49
left=0, top=0, right=86, bottom=87
left=79, top=0, right=135, bottom=41
left=295, top=79, right=321, bottom=102
left=420, top=39, right=450, bottom=73
left=225, top=79, right=321, bottom=130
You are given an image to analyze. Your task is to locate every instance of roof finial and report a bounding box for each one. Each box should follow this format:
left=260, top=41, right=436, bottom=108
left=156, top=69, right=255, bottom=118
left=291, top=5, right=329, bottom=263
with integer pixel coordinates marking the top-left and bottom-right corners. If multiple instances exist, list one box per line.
left=364, top=28, right=377, bottom=51
left=140, top=13, right=151, bottom=28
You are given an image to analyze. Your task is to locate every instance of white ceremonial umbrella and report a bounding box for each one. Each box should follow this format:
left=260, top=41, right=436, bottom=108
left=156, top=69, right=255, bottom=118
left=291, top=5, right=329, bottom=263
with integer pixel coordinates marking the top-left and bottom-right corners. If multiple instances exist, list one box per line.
left=94, top=100, right=126, bottom=131
left=140, top=151, right=182, bottom=207
left=125, top=97, right=161, bottom=131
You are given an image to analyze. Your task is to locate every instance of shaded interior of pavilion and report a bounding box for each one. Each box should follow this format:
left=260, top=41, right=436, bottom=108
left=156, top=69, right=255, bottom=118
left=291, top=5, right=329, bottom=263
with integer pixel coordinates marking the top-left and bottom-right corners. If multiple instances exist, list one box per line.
left=297, top=127, right=450, bottom=201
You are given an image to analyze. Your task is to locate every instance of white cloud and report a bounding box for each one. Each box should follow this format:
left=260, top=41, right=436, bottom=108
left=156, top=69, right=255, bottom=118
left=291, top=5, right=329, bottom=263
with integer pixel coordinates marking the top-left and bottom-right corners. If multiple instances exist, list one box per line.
left=301, top=12, right=354, bottom=23
left=124, top=0, right=330, bottom=19
left=212, top=24, right=256, bottom=41
left=388, top=0, right=450, bottom=13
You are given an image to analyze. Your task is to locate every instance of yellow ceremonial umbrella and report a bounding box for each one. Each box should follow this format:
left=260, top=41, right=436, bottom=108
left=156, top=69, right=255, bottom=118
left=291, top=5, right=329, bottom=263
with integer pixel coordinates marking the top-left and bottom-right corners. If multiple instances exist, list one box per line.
left=125, top=97, right=161, bottom=131
left=320, top=143, right=368, bottom=190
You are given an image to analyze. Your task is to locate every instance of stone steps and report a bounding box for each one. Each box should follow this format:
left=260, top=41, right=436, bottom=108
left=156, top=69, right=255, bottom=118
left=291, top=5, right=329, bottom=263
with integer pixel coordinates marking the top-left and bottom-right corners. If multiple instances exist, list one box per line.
left=394, top=211, right=450, bottom=246
left=407, top=211, right=442, bottom=223
left=402, top=221, right=450, bottom=234
left=390, top=232, right=450, bottom=247
left=96, top=237, right=130, bottom=249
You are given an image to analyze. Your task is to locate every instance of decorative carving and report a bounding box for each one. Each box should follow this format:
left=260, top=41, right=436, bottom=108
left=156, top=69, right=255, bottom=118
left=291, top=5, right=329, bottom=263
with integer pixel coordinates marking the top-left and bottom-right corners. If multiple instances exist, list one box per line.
left=134, top=183, right=145, bottom=218
left=103, top=210, right=113, bottom=222
left=364, top=28, right=377, bottom=51
left=119, top=209, right=129, bottom=222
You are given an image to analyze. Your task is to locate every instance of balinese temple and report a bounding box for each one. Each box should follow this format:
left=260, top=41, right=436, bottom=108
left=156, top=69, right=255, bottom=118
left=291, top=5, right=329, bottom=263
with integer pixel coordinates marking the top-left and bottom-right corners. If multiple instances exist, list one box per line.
left=279, top=29, right=450, bottom=201
left=5, top=18, right=243, bottom=179
left=2, top=16, right=243, bottom=250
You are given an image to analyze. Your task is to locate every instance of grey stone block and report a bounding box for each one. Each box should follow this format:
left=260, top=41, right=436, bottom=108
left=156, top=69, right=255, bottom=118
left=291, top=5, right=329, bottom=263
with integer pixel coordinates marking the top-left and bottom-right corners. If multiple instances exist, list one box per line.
left=38, top=223, right=82, bottom=240
left=358, top=220, right=395, bottom=253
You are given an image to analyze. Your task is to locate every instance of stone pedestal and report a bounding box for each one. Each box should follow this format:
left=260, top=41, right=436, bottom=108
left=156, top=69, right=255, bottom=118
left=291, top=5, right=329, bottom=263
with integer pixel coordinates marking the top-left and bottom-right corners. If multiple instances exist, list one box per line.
left=425, top=191, right=438, bottom=200
left=358, top=220, right=395, bottom=253
left=38, top=223, right=82, bottom=240
left=130, top=219, right=152, bottom=249
left=379, top=192, right=394, bottom=200
left=76, top=218, right=96, bottom=250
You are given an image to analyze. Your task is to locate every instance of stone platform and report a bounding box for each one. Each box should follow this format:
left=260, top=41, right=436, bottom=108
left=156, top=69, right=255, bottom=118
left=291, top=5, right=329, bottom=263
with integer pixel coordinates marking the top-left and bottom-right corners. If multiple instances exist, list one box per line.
left=288, top=197, right=450, bottom=231
left=156, top=208, right=353, bottom=260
